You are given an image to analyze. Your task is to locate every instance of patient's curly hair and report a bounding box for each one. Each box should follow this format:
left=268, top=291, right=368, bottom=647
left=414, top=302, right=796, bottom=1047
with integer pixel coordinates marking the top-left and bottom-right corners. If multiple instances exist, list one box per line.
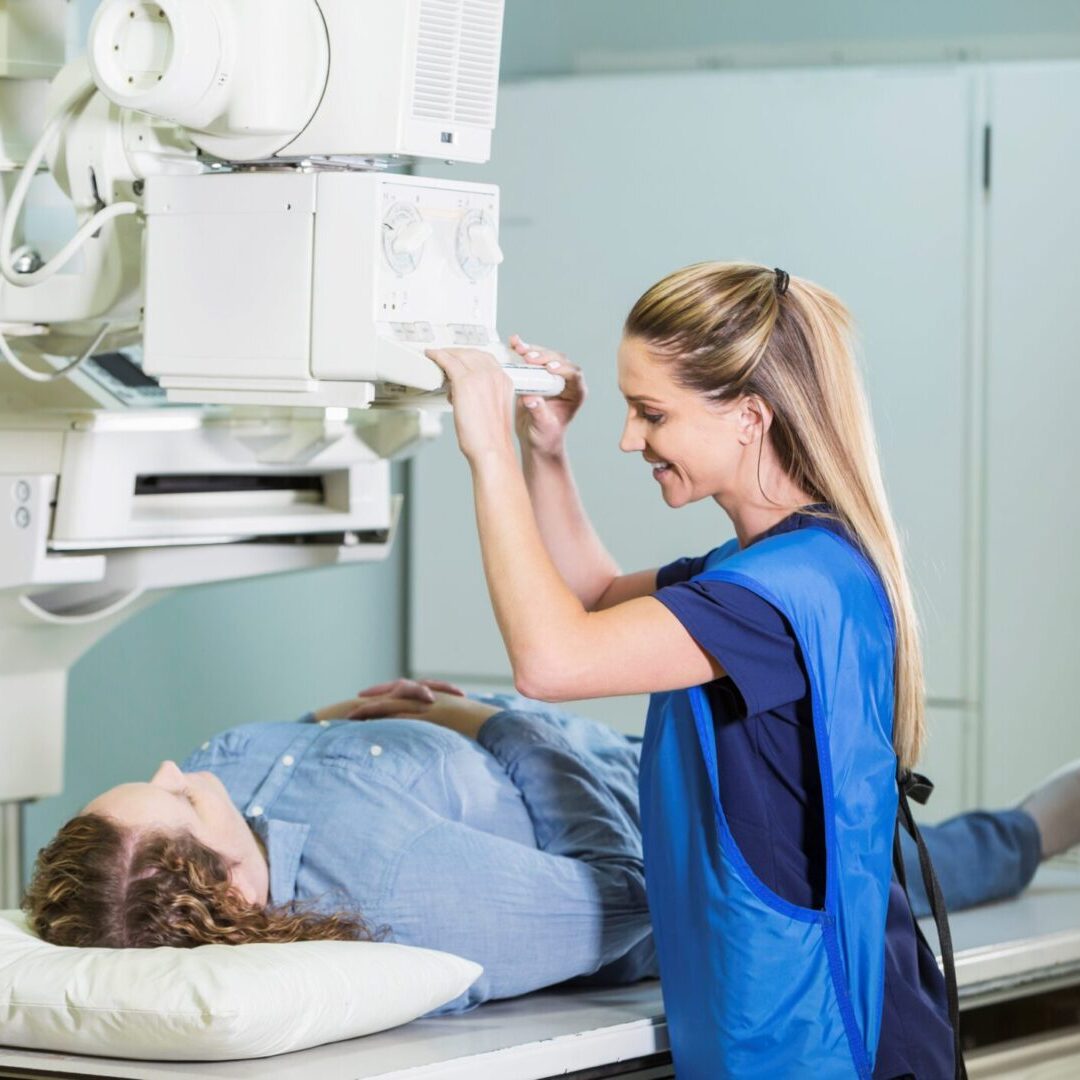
left=23, top=814, right=374, bottom=948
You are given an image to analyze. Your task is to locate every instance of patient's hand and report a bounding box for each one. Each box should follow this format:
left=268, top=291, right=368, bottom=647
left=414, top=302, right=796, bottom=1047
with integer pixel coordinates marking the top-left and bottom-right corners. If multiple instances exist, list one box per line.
left=355, top=677, right=466, bottom=704
left=310, top=680, right=467, bottom=724
left=312, top=698, right=369, bottom=721
left=345, top=691, right=499, bottom=741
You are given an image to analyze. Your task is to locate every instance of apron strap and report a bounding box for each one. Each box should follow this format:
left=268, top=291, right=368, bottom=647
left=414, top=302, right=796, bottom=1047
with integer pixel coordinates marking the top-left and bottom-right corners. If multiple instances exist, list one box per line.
left=893, top=768, right=968, bottom=1080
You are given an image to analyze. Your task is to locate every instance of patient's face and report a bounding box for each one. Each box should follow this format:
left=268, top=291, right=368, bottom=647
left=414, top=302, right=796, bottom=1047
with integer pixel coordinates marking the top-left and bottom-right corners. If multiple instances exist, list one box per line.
left=84, top=761, right=268, bottom=905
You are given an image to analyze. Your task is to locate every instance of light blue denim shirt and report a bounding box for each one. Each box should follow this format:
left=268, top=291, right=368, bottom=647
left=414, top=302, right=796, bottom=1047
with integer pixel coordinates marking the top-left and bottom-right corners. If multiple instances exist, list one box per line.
left=180, top=698, right=655, bottom=1011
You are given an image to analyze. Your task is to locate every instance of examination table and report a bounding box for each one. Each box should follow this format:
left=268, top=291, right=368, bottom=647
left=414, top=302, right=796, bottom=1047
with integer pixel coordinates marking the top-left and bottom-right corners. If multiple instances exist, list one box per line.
left=2, top=863, right=1079, bottom=1079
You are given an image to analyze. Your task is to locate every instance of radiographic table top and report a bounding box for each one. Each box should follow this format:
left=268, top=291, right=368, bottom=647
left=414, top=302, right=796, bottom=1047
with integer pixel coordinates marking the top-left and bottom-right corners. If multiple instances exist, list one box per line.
left=946, top=862, right=1080, bottom=1005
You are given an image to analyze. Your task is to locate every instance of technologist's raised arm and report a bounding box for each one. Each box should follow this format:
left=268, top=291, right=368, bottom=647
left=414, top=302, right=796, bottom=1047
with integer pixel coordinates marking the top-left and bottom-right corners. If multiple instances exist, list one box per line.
left=510, top=335, right=659, bottom=612
left=426, top=346, right=724, bottom=701
left=388, top=709, right=650, bottom=1011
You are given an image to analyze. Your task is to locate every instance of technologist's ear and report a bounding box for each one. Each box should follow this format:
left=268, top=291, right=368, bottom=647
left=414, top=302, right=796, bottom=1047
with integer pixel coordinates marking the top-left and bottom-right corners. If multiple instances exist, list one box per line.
left=736, top=397, right=773, bottom=446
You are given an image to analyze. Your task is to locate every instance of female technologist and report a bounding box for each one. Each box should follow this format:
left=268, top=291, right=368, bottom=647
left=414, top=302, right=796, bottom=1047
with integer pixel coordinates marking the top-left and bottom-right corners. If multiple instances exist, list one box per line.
left=427, top=263, right=958, bottom=1079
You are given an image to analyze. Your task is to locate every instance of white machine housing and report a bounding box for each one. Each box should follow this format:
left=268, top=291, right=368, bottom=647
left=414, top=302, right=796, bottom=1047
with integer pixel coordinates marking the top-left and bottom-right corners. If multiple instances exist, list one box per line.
left=144, top=170, right=507, bottom=408
left=290, top=0, right=504, bottom=164
left=87, top=0, right=504, bottom=164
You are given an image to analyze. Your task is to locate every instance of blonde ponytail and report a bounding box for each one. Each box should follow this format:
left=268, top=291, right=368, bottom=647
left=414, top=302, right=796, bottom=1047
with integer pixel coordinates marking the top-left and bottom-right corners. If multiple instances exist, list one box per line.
left=625, top=262, right=925, bottom=768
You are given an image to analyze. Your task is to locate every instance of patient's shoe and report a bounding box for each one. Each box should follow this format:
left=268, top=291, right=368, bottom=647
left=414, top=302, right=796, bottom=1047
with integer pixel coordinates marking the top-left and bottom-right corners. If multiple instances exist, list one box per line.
left=1020, top=758, right=1080, bottom=859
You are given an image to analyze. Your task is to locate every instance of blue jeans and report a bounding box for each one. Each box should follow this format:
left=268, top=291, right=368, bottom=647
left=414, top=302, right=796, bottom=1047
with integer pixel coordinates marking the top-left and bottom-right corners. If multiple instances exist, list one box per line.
left=902, top=808, right=1042, bottom=918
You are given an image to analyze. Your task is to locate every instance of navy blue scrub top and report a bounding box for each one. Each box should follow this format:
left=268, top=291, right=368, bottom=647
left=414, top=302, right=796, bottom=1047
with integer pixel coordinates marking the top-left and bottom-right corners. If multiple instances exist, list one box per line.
left=655, top=510, right=954, bottom=1080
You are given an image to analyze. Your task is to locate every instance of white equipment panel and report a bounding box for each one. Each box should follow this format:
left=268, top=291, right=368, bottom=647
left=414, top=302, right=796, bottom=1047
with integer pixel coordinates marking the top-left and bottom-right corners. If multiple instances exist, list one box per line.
left=143, top=171, right=505, bottom=407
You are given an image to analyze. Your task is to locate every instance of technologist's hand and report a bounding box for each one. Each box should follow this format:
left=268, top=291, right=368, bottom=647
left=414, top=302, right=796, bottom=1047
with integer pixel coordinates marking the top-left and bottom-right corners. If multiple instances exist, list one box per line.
left=508, top=334, right=586, bottom=459
left=344, top=690, right=500, bottom=741
left=426, top=347, right=516, bottom=464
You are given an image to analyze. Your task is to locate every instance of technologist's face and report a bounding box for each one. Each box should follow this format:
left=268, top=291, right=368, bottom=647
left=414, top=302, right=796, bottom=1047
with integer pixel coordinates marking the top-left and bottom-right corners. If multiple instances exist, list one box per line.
left=84, top=761, right=268, bottom=905
left=617, top=335, right=746, bottom=509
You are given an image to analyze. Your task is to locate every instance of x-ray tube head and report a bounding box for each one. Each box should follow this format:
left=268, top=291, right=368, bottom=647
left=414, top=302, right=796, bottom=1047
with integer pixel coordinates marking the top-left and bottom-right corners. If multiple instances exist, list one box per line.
left=87, top=0, right=331, bottom=161
left=87, top=0, right=506, bottom=165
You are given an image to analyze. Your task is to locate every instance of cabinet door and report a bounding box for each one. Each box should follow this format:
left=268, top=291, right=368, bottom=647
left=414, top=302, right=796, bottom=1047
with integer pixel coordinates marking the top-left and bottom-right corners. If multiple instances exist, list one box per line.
left=913, top=706, right=972, bottom=824
left=412, top=67, right=975, bottom=709
left=981, top=63, right=1080, bottom=805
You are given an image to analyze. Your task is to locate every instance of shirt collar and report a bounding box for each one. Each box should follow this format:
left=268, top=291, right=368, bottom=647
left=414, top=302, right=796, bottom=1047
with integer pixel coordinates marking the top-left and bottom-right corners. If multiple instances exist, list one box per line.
left=251, top=816, right=310, bottom=906
left=751, top=502, right=836, bottom=547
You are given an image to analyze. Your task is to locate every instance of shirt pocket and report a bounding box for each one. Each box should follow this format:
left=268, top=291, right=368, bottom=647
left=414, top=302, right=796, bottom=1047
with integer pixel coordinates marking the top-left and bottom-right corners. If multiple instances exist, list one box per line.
left=315, top=720, right=455, bottom=790
left=182, top=727, right=254, bottom=769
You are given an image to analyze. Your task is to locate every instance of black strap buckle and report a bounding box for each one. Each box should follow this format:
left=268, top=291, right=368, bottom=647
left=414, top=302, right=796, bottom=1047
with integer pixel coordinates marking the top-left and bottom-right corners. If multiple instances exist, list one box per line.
left=899, top=768, right=935, bottom=806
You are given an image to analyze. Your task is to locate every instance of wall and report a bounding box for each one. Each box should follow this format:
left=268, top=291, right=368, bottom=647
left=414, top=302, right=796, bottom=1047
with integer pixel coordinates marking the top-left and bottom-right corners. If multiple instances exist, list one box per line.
left=72, top=1, right=1080, bottom=80
left=501, top=1, right=1080, bottom=78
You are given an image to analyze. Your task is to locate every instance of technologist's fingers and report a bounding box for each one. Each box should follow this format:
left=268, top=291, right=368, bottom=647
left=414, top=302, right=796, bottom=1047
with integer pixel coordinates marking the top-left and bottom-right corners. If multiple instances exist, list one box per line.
left=427, top=347, right=506, bottom=379
left=509, top=335, right=546, bottom=364
left=509, top=334, right=549, bottom=361
left=427, top=347, right=517, bottom=462
left=425, top=347, right=465, bottom=378
left=517, top=395, right=561, bottom=429
left=428, top=348, right=515, bottom=408
left=509, top=334, right=572, bottom=374
left=516, top=371, right=584, bottom=433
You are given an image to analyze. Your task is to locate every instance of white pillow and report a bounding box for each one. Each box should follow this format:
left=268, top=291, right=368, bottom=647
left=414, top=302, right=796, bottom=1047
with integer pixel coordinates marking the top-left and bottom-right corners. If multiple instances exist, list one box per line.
left=0, top=910, right=480, bottom=1061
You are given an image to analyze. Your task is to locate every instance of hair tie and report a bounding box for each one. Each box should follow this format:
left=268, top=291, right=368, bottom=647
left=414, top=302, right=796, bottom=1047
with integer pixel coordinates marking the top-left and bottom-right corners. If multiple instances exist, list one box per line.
left=773, top=267, right=790, bottom=297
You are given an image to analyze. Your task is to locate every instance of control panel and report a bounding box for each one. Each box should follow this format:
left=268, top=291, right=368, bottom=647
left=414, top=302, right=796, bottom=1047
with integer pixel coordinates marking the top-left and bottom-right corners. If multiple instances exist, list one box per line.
left=142, top=171, right=559, bottom=408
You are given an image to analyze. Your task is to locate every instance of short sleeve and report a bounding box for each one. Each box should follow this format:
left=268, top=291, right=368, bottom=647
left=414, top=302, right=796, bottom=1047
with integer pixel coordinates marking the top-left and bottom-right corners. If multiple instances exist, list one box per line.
left=657, top=554, right=709, bottom=588
left=654, top=577, right=807, bottom=716
left=657, top=542, right=737, bottom=589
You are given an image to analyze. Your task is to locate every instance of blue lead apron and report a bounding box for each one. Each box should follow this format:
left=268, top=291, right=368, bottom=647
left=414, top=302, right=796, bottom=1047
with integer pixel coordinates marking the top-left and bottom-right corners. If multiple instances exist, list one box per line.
left=640, top=528, right=899, bottom=1078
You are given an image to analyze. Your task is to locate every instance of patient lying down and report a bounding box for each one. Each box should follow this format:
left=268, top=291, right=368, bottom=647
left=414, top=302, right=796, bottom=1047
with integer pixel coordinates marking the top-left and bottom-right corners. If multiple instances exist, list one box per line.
left=23, top=681, right=1080, bottom=1013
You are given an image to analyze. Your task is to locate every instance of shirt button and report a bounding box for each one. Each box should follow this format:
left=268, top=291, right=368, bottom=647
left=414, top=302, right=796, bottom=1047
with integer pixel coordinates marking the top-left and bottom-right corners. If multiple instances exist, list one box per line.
left=318, top=719, right=330, bottom=727
left=281, top=755, right=294, bottom=766
left=201, top=741, right=210, bottom=750
left=250, top=805, right=264, bottom=817
left=370, top=745, right=383, bottom=757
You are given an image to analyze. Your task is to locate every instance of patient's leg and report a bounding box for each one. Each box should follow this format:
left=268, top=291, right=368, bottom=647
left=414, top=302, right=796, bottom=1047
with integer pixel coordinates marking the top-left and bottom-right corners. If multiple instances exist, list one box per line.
left=899, top=809, right=1041, bottom=917
left=571, top=937, right=659, bottom=986
left=1020, top=758, right=1080, bottom=860
left=901, top=759, right=1080, bottom=917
